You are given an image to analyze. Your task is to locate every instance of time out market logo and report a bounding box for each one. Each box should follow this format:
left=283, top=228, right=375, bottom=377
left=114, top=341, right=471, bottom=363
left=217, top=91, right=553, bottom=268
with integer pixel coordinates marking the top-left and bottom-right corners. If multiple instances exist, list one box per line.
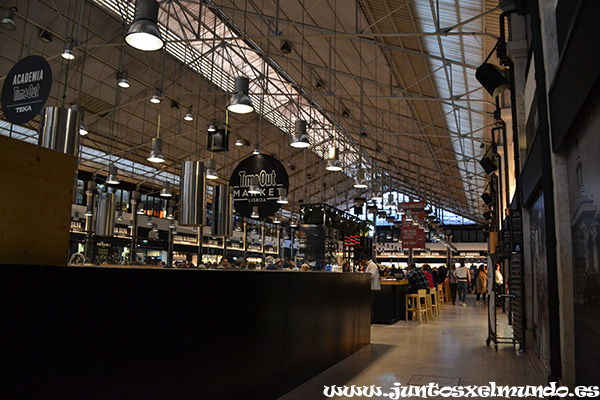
left=230, top=154, right=289, bottom=219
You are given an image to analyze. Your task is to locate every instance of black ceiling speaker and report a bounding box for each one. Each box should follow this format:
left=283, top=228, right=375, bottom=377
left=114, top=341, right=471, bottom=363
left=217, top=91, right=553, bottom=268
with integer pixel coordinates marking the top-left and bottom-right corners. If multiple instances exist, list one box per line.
left=480, top=155, right=498, bottom=174
left=207, top=128, right=229, bottom=152
left=481, top=192, right=494, bottom=206
left=476, top=63, right=510, bottom=98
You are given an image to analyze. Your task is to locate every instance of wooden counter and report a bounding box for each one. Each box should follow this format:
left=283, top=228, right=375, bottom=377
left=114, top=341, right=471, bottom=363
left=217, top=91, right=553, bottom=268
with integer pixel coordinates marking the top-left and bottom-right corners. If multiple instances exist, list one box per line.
left=373, top=279, right=410, bottom=324
left=0, top=265, right=371, bottom=400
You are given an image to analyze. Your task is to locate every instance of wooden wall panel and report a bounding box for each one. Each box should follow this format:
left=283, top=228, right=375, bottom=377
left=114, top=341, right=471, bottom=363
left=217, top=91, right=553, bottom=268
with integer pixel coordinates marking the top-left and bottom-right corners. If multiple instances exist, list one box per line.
left=0, top=135, right=76, bottom=265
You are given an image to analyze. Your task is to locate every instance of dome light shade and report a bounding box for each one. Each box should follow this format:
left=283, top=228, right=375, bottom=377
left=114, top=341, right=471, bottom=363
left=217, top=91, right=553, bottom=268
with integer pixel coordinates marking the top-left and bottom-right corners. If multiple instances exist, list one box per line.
left=184, top=106, right=193, bottom=121
left=147, top=137, right=165, bottom=163
left=248, top=176, right=261, bottom=195
left=250, top=206, right=260, bottom=219
left=235, top=138, right=243, bottom=146
left=1, top=8, right=16, bottom=31
left=160, top=181, right=172, bottom=197
left=117, top=71, right=130, bottom=88
left=207, top=123, right=217, bottom=132
left=227, top=76, right=254, bottom=114
left=150, top=88, right=162, bottom=103
left=106, top=164, right=120, bottom=185
left=61, top=39, right=75, bottom=60
left=125, top=0, right=164, bottom=51
left=277, top=188, right=288, bottom=204
left=290, top=120, right=310, bottom=148
left=325, top=147, right=342, bottom=171
left=354, top=170, right=368, bottom=188
left=206, top=158, right=218, bottom=180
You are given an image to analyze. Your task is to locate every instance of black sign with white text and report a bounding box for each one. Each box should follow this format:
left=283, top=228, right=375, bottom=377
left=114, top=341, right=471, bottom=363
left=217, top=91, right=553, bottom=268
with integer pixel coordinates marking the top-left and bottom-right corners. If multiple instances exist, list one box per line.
left=1, top=55, right=53, bottom=125
left=230, top=154, right=289, bottom=219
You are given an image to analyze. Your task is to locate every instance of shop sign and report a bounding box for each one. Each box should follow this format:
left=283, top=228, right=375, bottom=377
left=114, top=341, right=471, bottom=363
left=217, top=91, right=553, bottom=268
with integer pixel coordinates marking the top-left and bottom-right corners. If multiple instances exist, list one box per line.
left=401, top=201, right=426, bottom=249
left=1, top=55, right=53, bottom=125
left=230, top=154, right=289, bottom=219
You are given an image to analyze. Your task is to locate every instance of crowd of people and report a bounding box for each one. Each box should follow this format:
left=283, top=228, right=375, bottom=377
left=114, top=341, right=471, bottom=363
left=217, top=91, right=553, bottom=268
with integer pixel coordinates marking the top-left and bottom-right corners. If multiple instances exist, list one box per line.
left=361, top=259, right=504, bottom=307
left=171, top=256, right=312, bottom=271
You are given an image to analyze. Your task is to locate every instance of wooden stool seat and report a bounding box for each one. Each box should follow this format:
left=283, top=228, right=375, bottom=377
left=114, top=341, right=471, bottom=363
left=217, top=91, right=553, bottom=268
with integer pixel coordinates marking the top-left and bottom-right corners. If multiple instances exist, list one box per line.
left=405, top=290, right=428, bottom=323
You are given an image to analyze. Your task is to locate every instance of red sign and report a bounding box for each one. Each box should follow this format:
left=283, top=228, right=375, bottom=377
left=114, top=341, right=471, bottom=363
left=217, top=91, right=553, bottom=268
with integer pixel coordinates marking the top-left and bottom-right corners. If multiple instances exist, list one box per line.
left=402, top=202, right=426, bottom=249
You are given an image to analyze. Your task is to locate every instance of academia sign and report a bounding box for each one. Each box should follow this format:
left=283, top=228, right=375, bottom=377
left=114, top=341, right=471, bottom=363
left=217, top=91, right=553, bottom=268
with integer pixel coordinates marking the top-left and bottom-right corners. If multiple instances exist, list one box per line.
left=229, top=154, right=289, bottom=219
left=1, top=56, right=53, bottom=125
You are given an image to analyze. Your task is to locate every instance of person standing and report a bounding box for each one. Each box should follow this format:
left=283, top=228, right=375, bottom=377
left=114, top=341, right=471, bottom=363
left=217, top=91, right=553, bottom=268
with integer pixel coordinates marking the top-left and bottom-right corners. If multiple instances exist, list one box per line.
left=361, top=256, right=381, bottom=323
left=476, top=264, right=488, bottom=303
left=494, top=263, right=504, bottom=300
left=448, top=264, right=458, bottom=305
left=455, top=262, right=471, bottom=306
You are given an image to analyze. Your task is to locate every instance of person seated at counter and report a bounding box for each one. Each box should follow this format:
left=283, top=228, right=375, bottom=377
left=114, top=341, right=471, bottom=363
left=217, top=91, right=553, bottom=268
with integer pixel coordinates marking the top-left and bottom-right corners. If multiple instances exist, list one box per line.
left=265, top=257, right=277, bottom=270
left=300, top=263, right=310, bottom=271
left=422, top=264, right=437, bottom=289
left=406, top=263, right=430, bottom=294
left=342, top=262, right=351, bottom=272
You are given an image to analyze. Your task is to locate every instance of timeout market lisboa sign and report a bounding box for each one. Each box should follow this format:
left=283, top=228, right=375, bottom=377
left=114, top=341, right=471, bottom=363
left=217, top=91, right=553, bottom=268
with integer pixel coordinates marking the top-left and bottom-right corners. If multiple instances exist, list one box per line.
left=1, top=55, right=53, bottom=125
left=229, top=154, right=289, bottom=219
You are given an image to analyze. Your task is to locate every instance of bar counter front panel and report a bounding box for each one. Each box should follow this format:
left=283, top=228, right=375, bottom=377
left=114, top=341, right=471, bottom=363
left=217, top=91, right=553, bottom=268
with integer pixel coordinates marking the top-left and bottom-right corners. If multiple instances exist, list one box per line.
left=0, top=265, right=371, bottom=400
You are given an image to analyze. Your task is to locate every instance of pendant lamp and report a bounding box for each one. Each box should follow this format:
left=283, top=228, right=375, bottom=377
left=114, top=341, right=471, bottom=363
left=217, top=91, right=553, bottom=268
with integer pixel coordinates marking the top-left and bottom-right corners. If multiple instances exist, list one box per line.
left=290, top=120, right=310, bottom=148
left=147, top=115, right=165, bottom=163
left=125, top=0, right=164, bottom=51
left=227, top=76, right=254, bottom=114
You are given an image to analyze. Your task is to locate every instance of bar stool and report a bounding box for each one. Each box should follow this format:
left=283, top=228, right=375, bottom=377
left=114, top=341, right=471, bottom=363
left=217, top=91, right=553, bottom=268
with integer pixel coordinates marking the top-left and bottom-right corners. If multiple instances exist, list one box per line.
left=437, top=285, right=446, bottom=310
left=405, top=290, right=428, bottom=323
left=430, top=288, right=440, bottom=319
left=425, top=288, right=434, bottom=320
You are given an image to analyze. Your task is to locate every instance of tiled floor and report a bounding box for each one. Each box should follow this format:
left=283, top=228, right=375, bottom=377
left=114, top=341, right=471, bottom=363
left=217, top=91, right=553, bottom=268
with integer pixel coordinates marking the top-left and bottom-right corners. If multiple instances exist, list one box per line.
left=280, top=295, right=544, bottom=399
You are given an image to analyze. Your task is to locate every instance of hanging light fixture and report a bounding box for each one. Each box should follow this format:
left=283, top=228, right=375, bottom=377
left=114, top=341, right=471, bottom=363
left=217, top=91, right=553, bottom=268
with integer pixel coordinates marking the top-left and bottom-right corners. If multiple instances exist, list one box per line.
left=205, top=158, right=218, bottom=180
left=354, top=170, right=368, bottom=189
left=61, top=38, right=75, bottom=60
left=125, top=0, right=164, bottom=51
left=252, top=148, right=260, bottom=155
left=146, top=215, right=153, bottom=226
left=248, top=176, right=261, bottom=195
left=117, top=71, right=130, bottom=88
left=325, top=124, right=342, bottom=171
left=152, top=223, right=159, bottom=233
left=137, top=204, right=146, bottom=215
left=84, top=207, right=93, bottom=217
left=290, top=218, right=298, bottom=228
left=150, top=88, right=162, bottom=104
left=290, top=120, right=310, bottom=148
left=277, top=188, right=289, bottom=204
left=160, top=181, right=172, bottom=197
left=128, top=220, right=135, bottom=228
left=273, top=215, right=281, bottom=224
left=325, top=147, right=342, bottom=171
left=207, top=123, right=217, bottom=133
left=227, top=76, right=254, bottom=114
left=116, top=209, right=124, bottom=221
left=168, top=222, right=176, bottom=229
left=235, top=137, right=243, bottom=146
left=371, top=182, right=383, bottom=201
left=250, top=206, right=260, bottom=219
left=71, top=105, right=88, bottom=135
left=106, top=164, right=120, bottom=185
left=1, top=7, right=16, bottom=31
left=147, top=115, right=165, bottom=163
left=184, top=106, right=193, bottom=121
